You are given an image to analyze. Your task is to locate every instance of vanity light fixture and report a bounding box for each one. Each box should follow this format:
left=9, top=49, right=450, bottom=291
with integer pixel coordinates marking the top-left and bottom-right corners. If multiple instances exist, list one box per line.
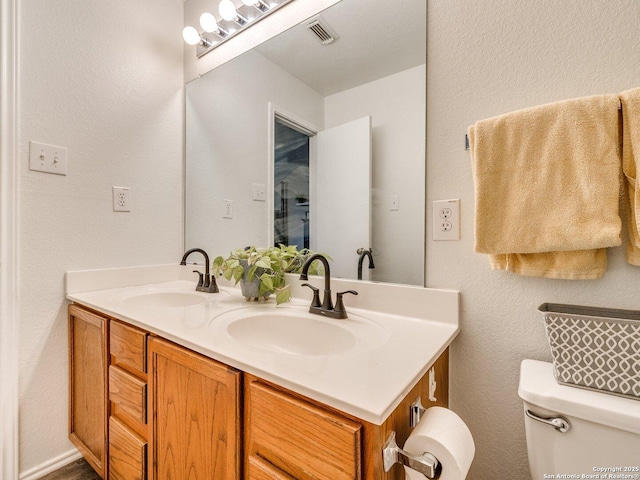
left=183, top=0, right=295, bottom=58
left=200, top=12, right=228, bottom=37
left=241, top=0, right=270, bottom=12
left=182, top=25, right=213, bottom=47
left=219, top=0, right=247, bottom=25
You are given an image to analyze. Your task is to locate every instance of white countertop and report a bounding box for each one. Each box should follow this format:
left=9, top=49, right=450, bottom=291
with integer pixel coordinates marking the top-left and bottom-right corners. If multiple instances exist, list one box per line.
left=66, top=264, right=460, bottom=425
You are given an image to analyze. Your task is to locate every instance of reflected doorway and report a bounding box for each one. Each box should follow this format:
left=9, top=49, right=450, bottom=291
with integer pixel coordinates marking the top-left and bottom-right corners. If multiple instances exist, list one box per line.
left=273, top=117, right=311, bottom=249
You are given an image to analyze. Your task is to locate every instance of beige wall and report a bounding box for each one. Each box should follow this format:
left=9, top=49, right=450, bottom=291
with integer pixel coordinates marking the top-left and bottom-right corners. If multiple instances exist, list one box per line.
left=18, top=0, right=184, bottom=475
left=426, top=0, right=640, bottom=478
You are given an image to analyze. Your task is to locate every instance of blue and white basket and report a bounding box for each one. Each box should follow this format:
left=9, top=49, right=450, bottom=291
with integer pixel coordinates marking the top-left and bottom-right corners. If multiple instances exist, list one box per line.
left=538, top=303, right=640, bottom=400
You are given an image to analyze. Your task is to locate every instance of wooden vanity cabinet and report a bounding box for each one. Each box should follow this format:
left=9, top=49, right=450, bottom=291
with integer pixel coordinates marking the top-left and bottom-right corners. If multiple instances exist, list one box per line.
left=147, top=336, right=242, bottom=480
left=68, top=304, right=109, bottom=478
left=69, top=303, right=449, bottom=480
left=244, top=349, right=449, bottom=480
left=108, top=320, right=149, bottom=480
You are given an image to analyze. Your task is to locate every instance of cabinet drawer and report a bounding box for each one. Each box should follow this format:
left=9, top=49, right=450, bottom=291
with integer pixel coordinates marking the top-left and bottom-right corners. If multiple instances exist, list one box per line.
left=111, top=320, right=147, bottom=374
left=109, top=365, right=147, bottom=424
left=109, top=416, right=147, bottom=480
left=247, top=455, right=295, bottom=480
left=247, top=380, right=362, bottom=480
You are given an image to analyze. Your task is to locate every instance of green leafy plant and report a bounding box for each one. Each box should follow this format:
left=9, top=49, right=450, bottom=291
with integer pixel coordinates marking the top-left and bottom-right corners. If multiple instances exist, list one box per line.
left=213, top=245, right=325, bottom=305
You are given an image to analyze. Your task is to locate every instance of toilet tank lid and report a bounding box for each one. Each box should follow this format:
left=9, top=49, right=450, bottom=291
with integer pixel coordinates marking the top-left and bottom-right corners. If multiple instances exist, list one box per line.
left=518, top=359, right=640, bottom=435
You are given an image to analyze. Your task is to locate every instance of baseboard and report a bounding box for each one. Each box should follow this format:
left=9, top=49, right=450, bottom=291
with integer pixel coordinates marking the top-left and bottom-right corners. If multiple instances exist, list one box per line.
left=19, top=449, right=82, bottom=480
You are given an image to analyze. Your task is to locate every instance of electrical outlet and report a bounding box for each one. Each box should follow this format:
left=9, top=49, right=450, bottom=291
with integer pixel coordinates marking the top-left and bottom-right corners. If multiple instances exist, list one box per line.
left=433, top=199, right=460, bottom=240
left=29, top=141, right=67, bottom=175
left=223, top=199, right=233, bottom=219
left=252, top=183, right=266, bottom=202
left=112, top=187, right=130, bottom=212
left=440, top=208, right=452, bottom=219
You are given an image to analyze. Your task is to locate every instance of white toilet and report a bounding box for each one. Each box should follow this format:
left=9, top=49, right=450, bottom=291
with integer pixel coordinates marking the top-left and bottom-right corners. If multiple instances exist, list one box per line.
left=519, top=359, right=640, bottom=478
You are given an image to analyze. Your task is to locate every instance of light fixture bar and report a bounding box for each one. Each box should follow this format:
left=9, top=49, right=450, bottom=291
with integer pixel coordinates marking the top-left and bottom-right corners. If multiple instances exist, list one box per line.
left=190, top=0, right=295, bottom=58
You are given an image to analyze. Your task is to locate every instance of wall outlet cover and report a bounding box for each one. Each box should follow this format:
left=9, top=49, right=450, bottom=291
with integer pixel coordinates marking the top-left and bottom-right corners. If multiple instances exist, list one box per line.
left=112, top=186, right=130, bottom=212
left=432, top=199, right=460, bottom=241
left=223, top=199, right=233, bottom=219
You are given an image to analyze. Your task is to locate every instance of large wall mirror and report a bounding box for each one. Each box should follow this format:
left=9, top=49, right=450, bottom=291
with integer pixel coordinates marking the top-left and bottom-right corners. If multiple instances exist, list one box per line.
left=185, top=0, right=426, bottom=285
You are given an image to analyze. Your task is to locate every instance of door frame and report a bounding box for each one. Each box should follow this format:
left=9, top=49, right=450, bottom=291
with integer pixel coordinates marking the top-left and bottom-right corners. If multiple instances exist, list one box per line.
left=266, top=103, right=318, bottom=248
left=0, top=0, right=20, bottom=477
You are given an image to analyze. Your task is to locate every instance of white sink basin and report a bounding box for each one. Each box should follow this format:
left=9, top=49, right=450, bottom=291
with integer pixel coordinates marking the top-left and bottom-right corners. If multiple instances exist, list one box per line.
left=211, top=306, right=388, bottom=356
left=123, top=291, right=211, bottom=309
left=114, top=285, right=230, bottom=310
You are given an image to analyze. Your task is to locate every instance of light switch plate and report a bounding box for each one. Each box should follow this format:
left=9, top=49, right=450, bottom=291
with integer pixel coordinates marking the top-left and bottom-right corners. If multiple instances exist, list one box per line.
left=433, top=199, right=460, bottom=241
left=29, top=141, right=67, bottom=175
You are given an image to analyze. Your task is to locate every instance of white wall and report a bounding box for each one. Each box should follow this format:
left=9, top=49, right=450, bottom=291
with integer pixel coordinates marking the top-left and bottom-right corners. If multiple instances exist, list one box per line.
left=426, top=1, right=640, bottom=478
left=18, top=0, right=184, bottom=475
left=325, top=65, right=425, bottom=285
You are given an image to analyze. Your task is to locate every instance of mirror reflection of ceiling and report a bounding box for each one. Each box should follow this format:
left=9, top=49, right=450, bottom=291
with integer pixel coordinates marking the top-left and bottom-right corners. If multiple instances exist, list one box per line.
left=254, top=0, right=426, bottom=96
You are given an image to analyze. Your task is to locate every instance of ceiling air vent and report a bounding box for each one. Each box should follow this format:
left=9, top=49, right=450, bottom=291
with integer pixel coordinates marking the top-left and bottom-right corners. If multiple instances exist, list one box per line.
left=305, top=16, right=339, bottom=45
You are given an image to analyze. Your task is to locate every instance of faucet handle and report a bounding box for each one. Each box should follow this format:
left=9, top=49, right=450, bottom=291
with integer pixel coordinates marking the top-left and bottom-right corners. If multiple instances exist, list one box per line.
left=335, top=290, right=358, bottom=316
left=193, top=270, right=204, bottom=288
left=301, top=283, right=322, bottom=307
left=205, top=273, right=219, bottom=293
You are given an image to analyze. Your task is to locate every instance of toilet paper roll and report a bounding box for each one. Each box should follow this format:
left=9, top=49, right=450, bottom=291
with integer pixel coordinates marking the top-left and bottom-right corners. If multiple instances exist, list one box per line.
left=403, top=406, right=475, bottom=480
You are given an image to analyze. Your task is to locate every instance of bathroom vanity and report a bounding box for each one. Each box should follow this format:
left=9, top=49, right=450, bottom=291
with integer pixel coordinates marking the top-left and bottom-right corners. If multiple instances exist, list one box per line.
left=66, top=265, right=459, bottom=480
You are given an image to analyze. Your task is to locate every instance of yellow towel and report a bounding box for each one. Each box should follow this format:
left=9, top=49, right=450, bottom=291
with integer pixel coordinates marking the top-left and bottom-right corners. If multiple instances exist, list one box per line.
left=469, top=94, right=622, bottom=279
left=620, top=88, right=640, bottom=265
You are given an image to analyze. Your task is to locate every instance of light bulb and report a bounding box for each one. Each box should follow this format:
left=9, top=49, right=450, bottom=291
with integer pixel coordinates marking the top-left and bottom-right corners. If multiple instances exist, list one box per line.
left=182, top=26, right=201, bottom=46
left=200, top=12, right=219, bottom=33
left=219, top=0, right=238, bottom=21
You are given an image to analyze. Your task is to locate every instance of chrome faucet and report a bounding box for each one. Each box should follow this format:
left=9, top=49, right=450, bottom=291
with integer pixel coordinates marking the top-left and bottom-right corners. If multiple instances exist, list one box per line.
left=357, top=248, right=375, bottom=280
left=299, top=253, right=357, bottom=319
left=180, top=248, right=219, bottom=293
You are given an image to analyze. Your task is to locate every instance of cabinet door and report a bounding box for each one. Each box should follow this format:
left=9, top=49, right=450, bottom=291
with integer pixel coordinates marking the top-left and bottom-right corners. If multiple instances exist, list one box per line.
left=148, top=337, right=241, bottom=480
left=68, top=304, right=109, bottom=478
left=245, top=378, right=362, bottom=480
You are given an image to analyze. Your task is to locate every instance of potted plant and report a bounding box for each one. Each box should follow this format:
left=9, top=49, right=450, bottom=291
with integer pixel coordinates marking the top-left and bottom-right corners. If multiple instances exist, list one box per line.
left=213, top=245, right=324, bottom=304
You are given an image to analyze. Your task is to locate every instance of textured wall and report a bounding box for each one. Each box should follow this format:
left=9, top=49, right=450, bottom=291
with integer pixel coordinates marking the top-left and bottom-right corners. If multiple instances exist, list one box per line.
left=18, top=0, right=184, bottom=474
left=426, top=0, right=640, bottom=478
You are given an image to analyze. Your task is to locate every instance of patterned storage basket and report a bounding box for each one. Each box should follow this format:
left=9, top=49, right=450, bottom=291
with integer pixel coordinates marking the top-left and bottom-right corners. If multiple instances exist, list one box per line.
left=538, top=303, right=640, bottom=400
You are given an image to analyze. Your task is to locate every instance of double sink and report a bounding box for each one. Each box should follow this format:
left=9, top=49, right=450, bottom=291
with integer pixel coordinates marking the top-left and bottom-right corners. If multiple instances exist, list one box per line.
left=65, top=266, right=459, bottom=423
left=117, top=285, right=388, bottom=357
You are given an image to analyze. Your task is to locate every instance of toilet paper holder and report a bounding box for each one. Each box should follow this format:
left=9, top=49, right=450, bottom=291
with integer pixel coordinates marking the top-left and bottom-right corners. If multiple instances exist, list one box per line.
left=383, top=431, right=442, bottom=479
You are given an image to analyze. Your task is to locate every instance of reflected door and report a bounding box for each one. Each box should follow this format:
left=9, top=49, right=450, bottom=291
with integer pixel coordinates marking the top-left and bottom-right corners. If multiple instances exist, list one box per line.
left=274, top=118, right=311, bottom=249
left=313, top=116, right=372, bottom=279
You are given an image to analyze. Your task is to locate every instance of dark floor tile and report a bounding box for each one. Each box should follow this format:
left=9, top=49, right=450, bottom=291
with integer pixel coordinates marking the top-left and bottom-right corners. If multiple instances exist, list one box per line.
left=39, top=458, right=101, bottom=480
